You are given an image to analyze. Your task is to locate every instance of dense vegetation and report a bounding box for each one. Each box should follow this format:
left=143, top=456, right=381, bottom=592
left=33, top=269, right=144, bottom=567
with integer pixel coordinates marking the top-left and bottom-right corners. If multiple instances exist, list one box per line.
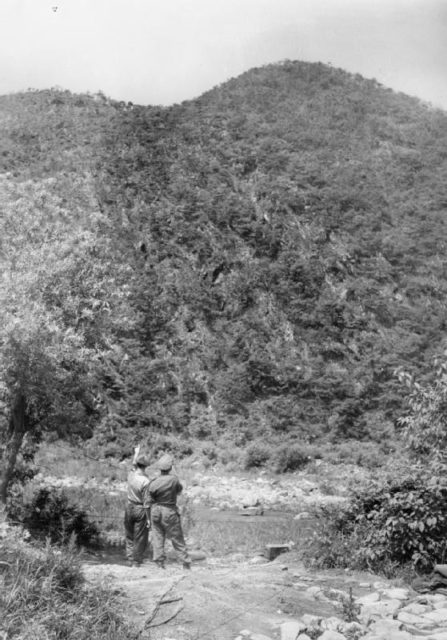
left=0, top=535, right=136, bottom=639
left=305, top=465, right=447, bottom=575
left=1, top=61, right=447, bottom=490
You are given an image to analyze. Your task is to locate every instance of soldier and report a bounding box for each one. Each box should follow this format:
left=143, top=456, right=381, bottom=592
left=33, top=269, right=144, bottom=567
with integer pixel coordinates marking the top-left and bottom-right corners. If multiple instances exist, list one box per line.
left=124, top=453, right=151, bottom=566
left=149, top=454, right=191, bottom=569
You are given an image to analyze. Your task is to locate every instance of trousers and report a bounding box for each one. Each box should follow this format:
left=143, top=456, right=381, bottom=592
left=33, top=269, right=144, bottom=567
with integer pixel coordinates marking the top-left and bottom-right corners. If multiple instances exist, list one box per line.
left=150, top=504, right=190, bottom=564
left=124, top=501, right=148, bottom=563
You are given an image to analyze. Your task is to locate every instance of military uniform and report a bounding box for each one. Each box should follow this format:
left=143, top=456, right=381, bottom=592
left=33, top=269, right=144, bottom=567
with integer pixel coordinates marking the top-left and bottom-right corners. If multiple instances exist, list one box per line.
left=148, top=472, right=190, bottom=566
left=124, top=468, right=150, bottom=565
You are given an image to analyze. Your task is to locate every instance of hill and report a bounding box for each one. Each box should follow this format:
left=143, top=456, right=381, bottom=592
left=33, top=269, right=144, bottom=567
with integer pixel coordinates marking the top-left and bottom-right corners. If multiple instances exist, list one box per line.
left=1, top=61, right=447, bottom=466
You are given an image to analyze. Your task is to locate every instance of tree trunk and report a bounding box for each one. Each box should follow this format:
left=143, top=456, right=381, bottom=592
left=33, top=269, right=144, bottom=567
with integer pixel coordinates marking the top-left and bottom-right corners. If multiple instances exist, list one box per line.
left=0, top=394, right=28, bottom=506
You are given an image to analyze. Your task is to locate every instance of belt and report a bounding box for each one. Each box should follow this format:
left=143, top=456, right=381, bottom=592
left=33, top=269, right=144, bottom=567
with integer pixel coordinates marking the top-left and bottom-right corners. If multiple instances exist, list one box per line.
left=154, top=502, right=176, bottom=507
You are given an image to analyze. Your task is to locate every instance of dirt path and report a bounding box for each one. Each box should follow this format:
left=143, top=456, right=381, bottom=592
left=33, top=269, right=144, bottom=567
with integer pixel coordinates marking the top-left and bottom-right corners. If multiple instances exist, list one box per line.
left=82, top=554, right=378, bottom=640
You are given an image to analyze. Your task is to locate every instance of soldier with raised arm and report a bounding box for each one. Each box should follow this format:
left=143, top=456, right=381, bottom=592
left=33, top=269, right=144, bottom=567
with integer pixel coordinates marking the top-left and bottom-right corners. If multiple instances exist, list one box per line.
left=124, top=446, right=151, bottom=566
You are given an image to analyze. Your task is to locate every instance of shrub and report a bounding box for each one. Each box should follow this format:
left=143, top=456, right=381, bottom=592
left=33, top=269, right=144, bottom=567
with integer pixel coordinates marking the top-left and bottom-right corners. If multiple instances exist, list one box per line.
left=7, top=487, right=100, bottom=547
left=303, top=466, right=447, bottom=574
left=274, top=444, right=310, bottom=472
left=0, top=537, right=137, bottom=639
left=244, top=442, right=271, bottom=468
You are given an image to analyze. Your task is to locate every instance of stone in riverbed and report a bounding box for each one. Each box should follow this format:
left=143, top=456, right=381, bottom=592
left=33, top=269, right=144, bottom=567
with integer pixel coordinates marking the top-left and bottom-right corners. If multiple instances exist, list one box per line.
left=320, top=616, right=344, bottom=632
left=400, top=602, right=430, bottom=615
left=426, top=609, right=447, bottom=624
left=249, top=555, right=267, bottom=565
left=356, top=592, right=380, bottom=605
left=280, top=620, right=307, bottom=640
left=339, top=621, right=365, bottom=636
left=370, top=619, right=403, bottom=634
left=360, top=599, right=403, bottom=621
left=300, top=614, right=321, bottom=627
left=397, top=610, right=434, bottom=628
left=380, top=588, right=410, bottom=601
left=305, top=586, right=325, bottom=600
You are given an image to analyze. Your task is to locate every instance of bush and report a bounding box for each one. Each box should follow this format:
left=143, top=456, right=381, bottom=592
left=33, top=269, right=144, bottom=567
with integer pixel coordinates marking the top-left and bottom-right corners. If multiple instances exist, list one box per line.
left=244, top=442, right=271, bottom=468
left=0, top=537, right=137, bottom=639
left=303, top=466, right=447, bottom=574
left=274, top=444, right=310, bottom=472
left=7, top=487, right=100, bottom=548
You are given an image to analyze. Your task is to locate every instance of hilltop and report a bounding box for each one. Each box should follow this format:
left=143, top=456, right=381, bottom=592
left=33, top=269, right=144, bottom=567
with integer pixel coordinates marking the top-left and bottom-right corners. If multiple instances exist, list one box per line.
left=1, top=61, right=447, bottom=467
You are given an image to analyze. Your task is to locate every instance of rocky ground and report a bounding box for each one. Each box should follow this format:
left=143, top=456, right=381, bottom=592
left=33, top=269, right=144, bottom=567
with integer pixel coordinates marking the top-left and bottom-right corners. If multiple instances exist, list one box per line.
left=82, top=551, right=447, bottom=640
left=34, top=460, right=354, bottom=511
left=33, top=458, right=447, bottom=640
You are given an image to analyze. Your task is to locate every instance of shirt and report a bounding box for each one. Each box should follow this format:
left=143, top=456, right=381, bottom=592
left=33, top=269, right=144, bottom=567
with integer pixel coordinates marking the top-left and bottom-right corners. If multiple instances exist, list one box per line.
left=148, top=473, right=183, bottom=507
left=127, top=469, right=151, bottom=508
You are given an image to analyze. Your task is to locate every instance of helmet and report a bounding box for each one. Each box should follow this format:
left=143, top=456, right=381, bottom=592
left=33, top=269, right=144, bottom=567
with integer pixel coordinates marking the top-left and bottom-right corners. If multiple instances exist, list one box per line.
left=135, top=455, right=150, bottom=468
left=158, top=454, right=173, bottom=471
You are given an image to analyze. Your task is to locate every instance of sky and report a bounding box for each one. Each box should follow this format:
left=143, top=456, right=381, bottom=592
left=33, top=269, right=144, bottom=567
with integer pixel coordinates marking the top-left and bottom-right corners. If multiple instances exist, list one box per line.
left=0, top=0, right=446, bottom=109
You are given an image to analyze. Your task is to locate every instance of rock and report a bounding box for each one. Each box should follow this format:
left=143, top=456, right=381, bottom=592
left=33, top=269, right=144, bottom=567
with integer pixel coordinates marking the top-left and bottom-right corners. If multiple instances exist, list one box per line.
left=318, top=631, right=346, bottom=640
left=293, top=581, right=311, bottom=589
left=359, top=582, right=371, bottom=588
left=242, top=495, right=261, bottom=508
left=240, top=506, right=264, bottom=516
left=339, top=621, right=365, bottom=636
left=426, top=610, right=447, bottom=624
left=305, top=586, right=324, bottom=599
left=189, top=550, right=207, bottom=561
left=265, top=544, right=292, bottom=561
left=380, top=588, right=409, bottom=601
left=300, top=614, right=322, bottom=627
left=397, top=611, right=433, bottom=627
left=371, top=619, right=403, bottom=634
left=373, top=581, right=389, bottom=590
left=239, top=631, right=251, bottom=637
left=320, top=617, right=344, bottom=632
left=400, top=602, right=430, bottom=615
left=293, top=512, right=311, bottom=521
left=356, top=592, right=380, bottom=605
left=280, top=620, right=307, bottom=640
left=360, top=599, right=403, bottom=622
left=250, top=634, right=273, bottom=640
left=249, top=556, right=267, bottom=565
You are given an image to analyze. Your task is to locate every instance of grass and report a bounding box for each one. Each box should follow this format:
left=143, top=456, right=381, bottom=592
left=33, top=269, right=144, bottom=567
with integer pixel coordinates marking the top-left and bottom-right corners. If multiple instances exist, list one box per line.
left=0, top=535, right=137, bottom=639
left=188, top=515, right=309, bottom=557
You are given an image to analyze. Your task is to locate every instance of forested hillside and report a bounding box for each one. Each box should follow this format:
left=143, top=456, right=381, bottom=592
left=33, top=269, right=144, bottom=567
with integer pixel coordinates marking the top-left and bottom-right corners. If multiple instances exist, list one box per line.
left=1, top=61, right=447, bottom=468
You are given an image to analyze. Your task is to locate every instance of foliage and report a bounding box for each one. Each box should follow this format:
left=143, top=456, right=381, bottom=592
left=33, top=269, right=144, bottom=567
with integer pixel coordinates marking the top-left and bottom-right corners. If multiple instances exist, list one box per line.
left=2, top=61, right=447, bottom=469
left=303, top=467, right=447, bottom=574
left=244, top=442, right=271, bottom=468
left=7, top=487, right=100, bottom=547
left=274, top=444, right=311, bottom=472
left=0, top=536, right=137, bottom=639
left=397, top=359, right=447, bottom=459
left=339, top=587, right=361, bottom=623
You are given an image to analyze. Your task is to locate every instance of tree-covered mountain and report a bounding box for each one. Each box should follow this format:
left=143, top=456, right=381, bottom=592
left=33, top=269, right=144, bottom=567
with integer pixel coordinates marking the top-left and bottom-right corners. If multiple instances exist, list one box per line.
left=1, top=61, right=447, bottom=473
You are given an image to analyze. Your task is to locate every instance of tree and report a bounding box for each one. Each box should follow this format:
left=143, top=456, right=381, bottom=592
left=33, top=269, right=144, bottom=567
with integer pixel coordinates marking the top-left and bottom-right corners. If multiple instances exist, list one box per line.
left=0, top=174, right=137, bottom=505
left=397, top=359, right=447, bottom=459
